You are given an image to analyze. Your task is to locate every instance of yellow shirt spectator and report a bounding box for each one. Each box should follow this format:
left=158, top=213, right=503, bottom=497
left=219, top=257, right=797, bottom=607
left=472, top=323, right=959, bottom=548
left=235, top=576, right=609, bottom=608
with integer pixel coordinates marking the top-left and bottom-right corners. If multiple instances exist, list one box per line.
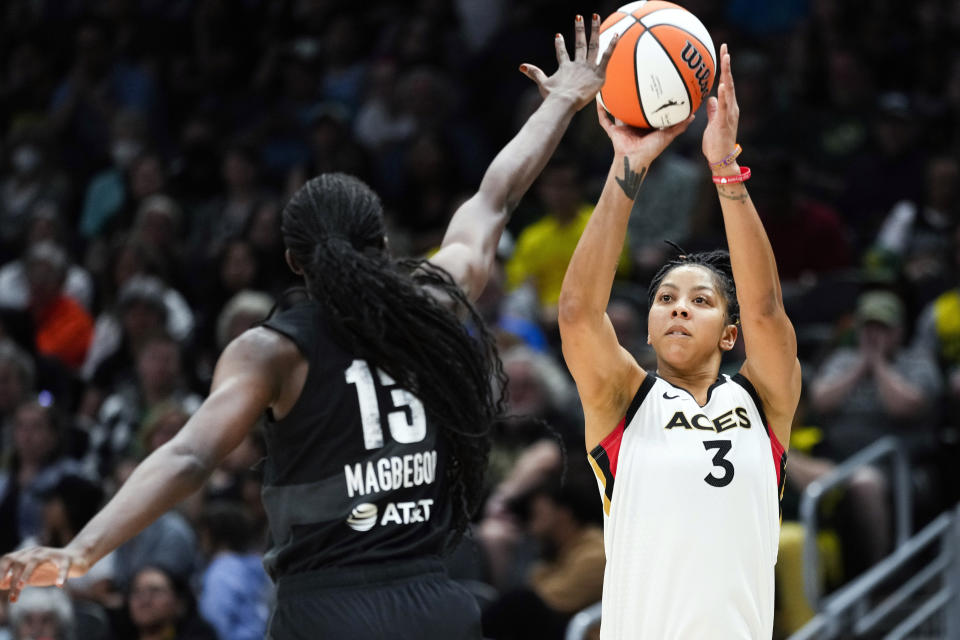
left=506, top=203, right=631, bottom=308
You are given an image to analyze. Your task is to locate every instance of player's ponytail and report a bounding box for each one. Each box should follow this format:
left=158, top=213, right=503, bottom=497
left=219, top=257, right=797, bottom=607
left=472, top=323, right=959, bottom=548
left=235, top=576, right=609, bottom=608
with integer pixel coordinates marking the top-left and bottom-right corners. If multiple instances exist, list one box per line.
left=282, top=173, right=506, bottom=546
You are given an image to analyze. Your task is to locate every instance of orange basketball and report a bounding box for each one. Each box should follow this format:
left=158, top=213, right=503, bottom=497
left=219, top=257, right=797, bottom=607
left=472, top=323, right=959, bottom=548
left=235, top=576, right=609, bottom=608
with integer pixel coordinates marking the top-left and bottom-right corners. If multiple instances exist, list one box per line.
left=597, top=1, right=716, bottom=128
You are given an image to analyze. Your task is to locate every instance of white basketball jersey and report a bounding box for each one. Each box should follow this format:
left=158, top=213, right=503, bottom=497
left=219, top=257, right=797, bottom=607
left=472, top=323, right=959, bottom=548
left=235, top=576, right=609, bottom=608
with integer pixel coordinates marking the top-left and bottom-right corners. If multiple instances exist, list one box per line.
left=587, top=373, right=786, bottom=640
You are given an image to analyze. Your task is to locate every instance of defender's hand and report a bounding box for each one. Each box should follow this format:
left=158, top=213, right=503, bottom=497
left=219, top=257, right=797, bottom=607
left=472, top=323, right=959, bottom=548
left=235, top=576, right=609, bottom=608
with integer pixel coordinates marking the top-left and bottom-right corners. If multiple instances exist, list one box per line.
left=0, top=546, right=91, bottom=602
left=520, top=14, right=618, bottom=110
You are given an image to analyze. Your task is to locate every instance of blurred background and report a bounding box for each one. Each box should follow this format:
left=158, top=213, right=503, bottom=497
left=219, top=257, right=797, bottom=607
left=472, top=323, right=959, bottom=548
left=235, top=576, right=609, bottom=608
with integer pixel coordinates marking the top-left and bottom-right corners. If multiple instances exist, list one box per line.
left=0, top=0, right=958, bottom=639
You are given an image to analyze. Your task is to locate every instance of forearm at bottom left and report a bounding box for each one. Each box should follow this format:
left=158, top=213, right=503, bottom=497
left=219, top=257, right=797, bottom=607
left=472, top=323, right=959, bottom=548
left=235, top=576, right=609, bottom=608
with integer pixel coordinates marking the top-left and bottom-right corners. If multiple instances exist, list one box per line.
left=68, top=443, right=211, bottom=566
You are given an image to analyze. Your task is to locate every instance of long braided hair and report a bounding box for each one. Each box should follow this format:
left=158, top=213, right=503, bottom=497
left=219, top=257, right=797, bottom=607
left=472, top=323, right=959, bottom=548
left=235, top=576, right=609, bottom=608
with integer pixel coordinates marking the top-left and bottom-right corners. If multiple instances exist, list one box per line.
left=281, top=173, right=507, bottom=546
left=647, top=245, right=740, bottom=325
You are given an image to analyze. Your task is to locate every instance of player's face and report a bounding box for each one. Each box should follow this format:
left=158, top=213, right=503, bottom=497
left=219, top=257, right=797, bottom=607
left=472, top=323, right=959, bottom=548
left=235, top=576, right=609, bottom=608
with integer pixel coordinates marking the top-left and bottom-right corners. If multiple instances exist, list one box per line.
left=647, top=265, right=737, bottom=370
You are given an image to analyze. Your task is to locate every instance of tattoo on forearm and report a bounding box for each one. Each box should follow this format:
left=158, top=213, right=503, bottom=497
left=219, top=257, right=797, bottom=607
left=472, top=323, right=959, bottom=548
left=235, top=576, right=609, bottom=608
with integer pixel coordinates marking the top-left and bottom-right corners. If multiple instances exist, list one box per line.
left=615, top=157, right=647, bottom=199
left=717, top=184, right=750, bottom=203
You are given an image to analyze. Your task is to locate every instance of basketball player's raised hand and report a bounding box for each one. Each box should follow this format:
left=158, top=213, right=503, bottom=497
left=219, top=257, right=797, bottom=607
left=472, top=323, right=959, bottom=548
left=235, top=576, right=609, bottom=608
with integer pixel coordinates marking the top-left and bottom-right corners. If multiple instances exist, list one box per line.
left=595, top=98, right=694, bottom=166
left=702, top=43, right=740, bottom=164
left=519, top=14, right=617, bottom=110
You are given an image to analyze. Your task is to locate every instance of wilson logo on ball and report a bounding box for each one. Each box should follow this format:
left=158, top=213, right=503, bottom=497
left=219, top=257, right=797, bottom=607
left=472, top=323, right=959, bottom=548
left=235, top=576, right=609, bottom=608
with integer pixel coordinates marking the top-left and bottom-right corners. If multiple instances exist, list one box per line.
left=680, top=41, right=713, bottom=99
left=597, top=1, right=717, bottom=129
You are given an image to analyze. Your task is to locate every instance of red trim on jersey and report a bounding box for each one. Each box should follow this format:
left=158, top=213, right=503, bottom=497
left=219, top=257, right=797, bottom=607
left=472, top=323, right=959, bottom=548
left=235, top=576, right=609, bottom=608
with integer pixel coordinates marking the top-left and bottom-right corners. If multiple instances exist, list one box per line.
left=768, top=423, right=786, bottom=487
left=599, top=418, right=627, bottom=478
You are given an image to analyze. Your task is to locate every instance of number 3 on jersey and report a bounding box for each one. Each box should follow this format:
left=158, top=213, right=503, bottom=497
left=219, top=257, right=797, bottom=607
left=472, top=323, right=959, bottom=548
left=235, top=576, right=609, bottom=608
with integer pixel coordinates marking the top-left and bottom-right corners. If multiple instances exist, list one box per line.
left=703, top=440, right=734, bottom=487
left=344, top=359, right=426, bottom=449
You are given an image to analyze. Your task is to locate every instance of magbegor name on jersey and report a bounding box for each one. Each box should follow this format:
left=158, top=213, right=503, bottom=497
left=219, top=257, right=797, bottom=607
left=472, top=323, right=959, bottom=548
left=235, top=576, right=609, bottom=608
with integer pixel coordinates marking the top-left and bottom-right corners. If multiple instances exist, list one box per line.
left=344, top=449, right=439, bottom=498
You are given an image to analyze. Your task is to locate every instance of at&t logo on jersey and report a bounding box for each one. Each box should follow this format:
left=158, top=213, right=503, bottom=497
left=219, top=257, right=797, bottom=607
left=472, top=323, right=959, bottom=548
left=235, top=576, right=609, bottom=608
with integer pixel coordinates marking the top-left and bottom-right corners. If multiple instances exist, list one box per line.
left=345, top=499, right=434, bottom=532
left=346, top=503, right=378, bottom=531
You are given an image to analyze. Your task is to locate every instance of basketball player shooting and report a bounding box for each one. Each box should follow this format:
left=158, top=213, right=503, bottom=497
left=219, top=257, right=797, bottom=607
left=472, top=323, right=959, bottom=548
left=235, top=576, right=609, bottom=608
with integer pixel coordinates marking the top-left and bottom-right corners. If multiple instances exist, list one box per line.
left=558, top=44, right=800, bottom=639
left=1, top=15, right=616, bottom=640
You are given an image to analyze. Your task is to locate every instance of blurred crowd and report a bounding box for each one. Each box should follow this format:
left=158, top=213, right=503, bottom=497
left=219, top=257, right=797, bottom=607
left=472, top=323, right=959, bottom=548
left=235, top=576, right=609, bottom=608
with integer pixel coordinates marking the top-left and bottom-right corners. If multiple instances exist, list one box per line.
left=1, top=0, right=959, bottom=638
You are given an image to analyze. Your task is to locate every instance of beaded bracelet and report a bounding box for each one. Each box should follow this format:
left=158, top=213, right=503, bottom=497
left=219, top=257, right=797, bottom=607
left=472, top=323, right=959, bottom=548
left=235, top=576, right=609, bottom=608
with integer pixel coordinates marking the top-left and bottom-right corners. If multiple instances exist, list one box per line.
left=709, top=144, right=742, bottom=170
left=712, top=166, right=751, bottom=184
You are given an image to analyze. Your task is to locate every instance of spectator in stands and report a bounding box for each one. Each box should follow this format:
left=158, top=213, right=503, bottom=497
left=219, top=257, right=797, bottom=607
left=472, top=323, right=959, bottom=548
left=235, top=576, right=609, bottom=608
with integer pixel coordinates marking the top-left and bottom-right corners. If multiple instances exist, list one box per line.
left=86, top=332, right=201, bottom=479
left=213, top=241, right=259, bottom=309
left=197, top=501, right=271, bottom=640
left=288, top=106, right=370, bottom=193
left=399, top=131, right=463, bottom=240
left=25, top=242, right=94, bottom=372
left=626, top=150, right=709, bottom=281
left=78, top=109, right=150, bottom=240
left=19, top=201, right=71, bottom=257
left=914, top=225, right=960, bottom=404
left=0, top=38, right=56, bottom=131
left=37, top=475, right=103, bottom=549
left=89, top=236, right=162, bottom=314
left=0, top=341, right=34, bottom=447
left=125, top=152, right=169, bottom=227
left=0, top=401, right=83, bottom=553
left=483, top=472, right=605, bottom=640
left=751, top=154, right=852, bottom=282
left=789, top=44, right=874, bottom=205
left=874, top=155, right=960, bottom=304
left=0, top=234, right=93, bottom=314
left=606, top=294, right=652, bottom=366
left=479, top=439, right=563, bottom=592
left=177, top=289, right=274, bottom=389
left=137, top=401, right=190, bottom=458
left=473, top=251, right=546, bottom=354
left=131, top=195, right=188, bottom=292
left=811, top=290, right=943, bottom=460
left=243, top=199, right=291, bottom=293
left=37, top=475, right=120, bottom=612
left=192, top=240, right=260, bottom=358
left=489, top=346, right=579, bottom=502
left=83, top=274, right=194, bottom=399
left=167, top=116, right=220, bottom=207
left=353, top=60, right=416, bottom=152
left=127, top=566, right=217, bottom=640
left=0, top=124, right=69, bottom=261
left=215, top=291, right=273, bottom=354
left=190, top=143, right=269, bottom=262
left=49, top=19, right=159, bottom=177
left=109, top=463, right=198, bottom=592
left=841, top=93, right=926, bottom=246
left=7, top=587, right=73, bottom=640
left=913, top=225, right=960, bottom=505
left=251, top=47, right=319, bottom=181
left=500, top=345, right=579, bottom=438
left=506, top=155, right=629, bottom=325
left=319, top=13, right=369, bottom=111
left=810, top=290, right=943, bottom=571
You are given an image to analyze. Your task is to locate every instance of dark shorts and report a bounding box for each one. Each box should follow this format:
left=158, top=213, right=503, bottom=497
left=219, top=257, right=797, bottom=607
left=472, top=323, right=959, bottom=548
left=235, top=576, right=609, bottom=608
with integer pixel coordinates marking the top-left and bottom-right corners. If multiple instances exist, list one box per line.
left=267, top=557, right=481, bottom=640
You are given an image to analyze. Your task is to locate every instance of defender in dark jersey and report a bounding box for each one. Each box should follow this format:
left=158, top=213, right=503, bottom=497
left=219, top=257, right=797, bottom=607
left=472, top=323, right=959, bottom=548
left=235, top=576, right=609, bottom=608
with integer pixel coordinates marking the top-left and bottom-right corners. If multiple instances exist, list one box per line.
left=1, top=16, right=618, bottom=640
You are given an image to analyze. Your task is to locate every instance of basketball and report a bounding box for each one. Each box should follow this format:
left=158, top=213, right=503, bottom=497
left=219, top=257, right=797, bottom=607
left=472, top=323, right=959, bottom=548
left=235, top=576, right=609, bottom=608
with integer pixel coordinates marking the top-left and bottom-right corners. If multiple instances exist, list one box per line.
left=597, top=1, right=716, bottom=129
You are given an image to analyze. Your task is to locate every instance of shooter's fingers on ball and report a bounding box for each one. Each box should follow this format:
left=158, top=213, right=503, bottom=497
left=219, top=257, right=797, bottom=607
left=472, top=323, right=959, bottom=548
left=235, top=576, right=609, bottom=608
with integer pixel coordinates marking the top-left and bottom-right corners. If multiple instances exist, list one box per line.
left=596, top=98, right=615, bottom=131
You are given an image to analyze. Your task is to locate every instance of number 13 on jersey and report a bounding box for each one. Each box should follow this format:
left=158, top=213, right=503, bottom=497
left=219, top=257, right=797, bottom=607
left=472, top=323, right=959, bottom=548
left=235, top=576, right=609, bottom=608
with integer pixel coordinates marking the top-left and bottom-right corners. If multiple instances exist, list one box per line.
left=345, top=359, right=427, bottom=449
